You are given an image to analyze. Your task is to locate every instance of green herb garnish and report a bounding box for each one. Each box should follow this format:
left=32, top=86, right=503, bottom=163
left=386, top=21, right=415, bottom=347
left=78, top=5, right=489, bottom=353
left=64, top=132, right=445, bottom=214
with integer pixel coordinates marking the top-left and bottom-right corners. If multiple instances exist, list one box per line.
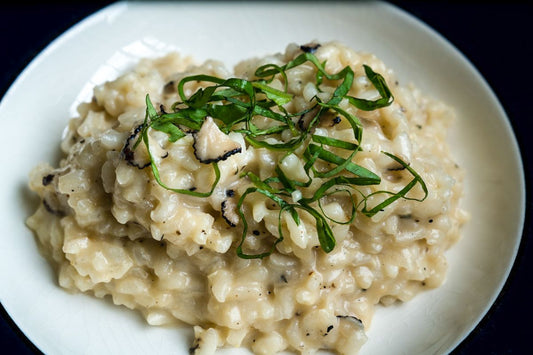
left=132, top=50, right=427, bottom=258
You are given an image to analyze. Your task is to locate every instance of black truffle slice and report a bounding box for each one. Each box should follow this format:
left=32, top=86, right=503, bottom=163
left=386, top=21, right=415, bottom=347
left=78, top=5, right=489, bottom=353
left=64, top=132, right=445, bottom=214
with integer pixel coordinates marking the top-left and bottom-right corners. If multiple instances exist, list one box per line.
left=121, top=124, right=151, bottom=169
left=297, top=106, right=320, bottom=131
left=193, top=116, right=242, bottom=164
left=300, top=42, right=321, bottom=54
left=221, top=199, right=239, bottom=227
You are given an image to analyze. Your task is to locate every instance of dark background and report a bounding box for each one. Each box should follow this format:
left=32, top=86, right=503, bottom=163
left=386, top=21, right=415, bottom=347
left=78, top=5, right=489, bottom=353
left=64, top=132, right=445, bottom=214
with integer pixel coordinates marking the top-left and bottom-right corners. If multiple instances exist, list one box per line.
left=1, top=1, right=531, bottom=354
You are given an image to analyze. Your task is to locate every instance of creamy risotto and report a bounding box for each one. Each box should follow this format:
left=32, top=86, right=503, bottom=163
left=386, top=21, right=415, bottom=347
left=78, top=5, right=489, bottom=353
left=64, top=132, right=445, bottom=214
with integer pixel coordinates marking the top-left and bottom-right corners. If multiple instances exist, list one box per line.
left=27, top=42, right=468, bottom=354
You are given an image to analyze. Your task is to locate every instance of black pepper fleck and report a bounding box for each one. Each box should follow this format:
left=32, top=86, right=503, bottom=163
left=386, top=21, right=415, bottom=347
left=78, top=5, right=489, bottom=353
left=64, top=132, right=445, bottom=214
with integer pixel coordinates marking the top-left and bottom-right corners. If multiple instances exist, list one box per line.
left=189, top=344, right=199, bottom=354
left=42, top=174, right=54, bottom=186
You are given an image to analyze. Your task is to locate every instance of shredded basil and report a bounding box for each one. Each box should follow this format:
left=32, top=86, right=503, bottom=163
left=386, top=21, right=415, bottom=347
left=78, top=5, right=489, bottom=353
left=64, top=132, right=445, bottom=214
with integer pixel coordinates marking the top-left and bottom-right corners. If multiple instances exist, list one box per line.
left=133, top=50, right=426, bottom=258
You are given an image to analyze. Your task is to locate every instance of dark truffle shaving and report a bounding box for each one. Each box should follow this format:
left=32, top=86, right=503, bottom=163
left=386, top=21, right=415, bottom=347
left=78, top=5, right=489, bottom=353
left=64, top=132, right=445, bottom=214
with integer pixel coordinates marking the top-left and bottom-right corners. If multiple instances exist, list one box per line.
left=163, top=80, right=176, bottom=94
left=387, top=165, right=407, bottom=171
left=121, top=124, right=151, bottom=169
left=192, top=116, right=242, bottom=164
left=43, top=199, right=65, bottom=217
left=297, top=106, right=320, bottom=131
left=193, top=143, right=242, bottom=164
left=386, top=156, right=410, bottom=172
left=300, top=42, right=321, bottom=53
left=337, top=315, right=364, bottom=328
left=221, top=200, right=239, bottom=227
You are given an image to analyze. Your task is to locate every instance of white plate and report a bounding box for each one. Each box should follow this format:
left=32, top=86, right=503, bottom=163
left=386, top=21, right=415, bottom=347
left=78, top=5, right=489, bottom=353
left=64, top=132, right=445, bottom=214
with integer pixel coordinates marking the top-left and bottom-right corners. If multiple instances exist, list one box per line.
left=0, top=1, right=525, bottom=354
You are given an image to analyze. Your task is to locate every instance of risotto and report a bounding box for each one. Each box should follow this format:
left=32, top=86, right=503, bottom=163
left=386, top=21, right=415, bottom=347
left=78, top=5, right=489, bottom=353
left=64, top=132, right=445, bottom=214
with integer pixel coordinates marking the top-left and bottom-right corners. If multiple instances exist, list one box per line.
left=26, top=41, right=468, bottom=354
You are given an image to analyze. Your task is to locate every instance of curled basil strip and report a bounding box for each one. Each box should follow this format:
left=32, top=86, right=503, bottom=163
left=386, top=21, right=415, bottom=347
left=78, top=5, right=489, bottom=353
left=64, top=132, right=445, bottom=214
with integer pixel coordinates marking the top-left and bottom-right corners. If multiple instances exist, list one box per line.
left=134, top=50, right=427, bottom=259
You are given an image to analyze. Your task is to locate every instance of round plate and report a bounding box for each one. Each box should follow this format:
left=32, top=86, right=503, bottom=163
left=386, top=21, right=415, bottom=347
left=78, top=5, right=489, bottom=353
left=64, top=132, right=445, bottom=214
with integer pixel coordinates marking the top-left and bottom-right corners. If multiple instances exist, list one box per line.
left=0, top=1, right=525, bottom=354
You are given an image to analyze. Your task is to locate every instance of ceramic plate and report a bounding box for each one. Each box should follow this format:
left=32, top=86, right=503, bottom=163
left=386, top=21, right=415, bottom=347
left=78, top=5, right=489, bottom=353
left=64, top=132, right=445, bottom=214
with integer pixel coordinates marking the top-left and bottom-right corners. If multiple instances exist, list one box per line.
left=0, top=1, right=525, bottom=354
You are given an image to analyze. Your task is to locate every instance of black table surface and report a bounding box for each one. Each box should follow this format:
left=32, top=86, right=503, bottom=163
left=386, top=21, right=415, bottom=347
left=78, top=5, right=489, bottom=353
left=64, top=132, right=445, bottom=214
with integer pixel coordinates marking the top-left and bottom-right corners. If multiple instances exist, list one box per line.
left=1, top=1, right=531, bottom=354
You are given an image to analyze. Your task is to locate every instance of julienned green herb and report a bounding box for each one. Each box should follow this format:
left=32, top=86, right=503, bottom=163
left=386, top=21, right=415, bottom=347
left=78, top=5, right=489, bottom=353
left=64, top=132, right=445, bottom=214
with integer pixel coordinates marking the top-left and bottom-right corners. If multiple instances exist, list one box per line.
left=133, top=52, right=428, bottom=259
